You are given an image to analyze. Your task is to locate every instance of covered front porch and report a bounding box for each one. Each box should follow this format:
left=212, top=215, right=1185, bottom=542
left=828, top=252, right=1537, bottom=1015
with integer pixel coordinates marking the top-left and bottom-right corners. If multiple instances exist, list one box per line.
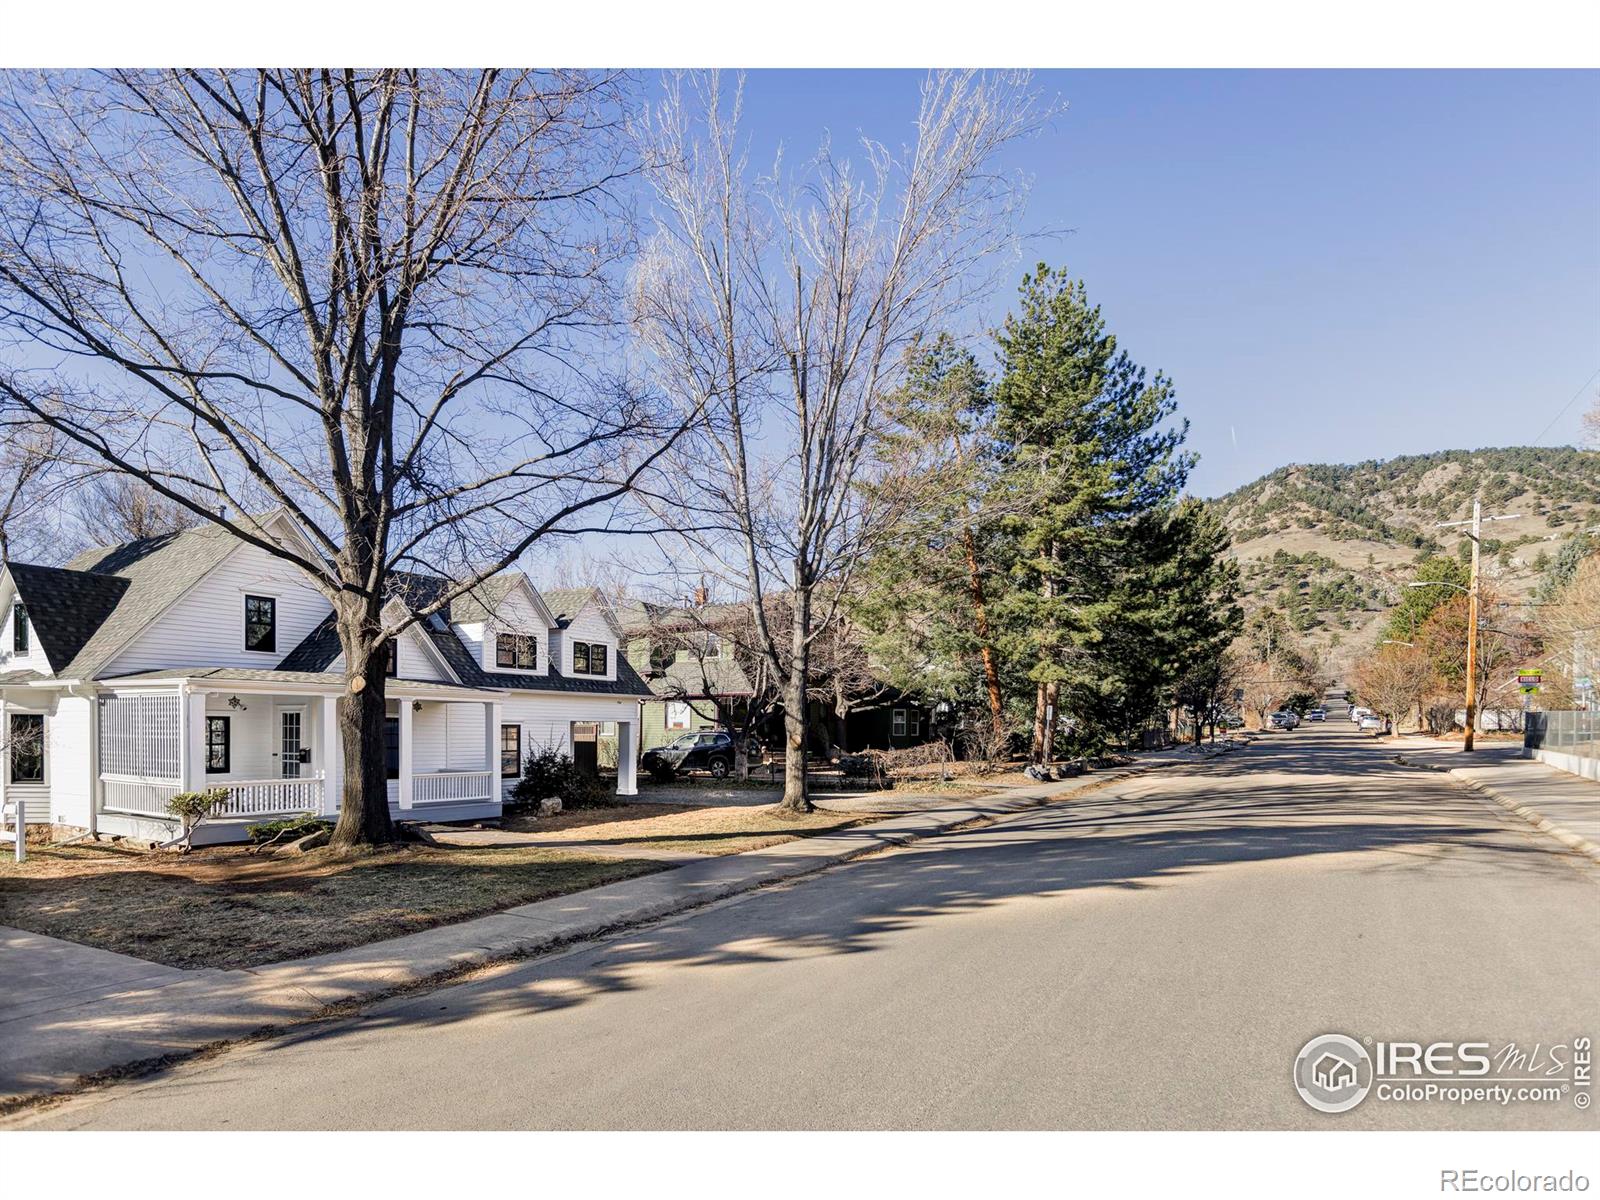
left=93, top=671, right=508, bottom=841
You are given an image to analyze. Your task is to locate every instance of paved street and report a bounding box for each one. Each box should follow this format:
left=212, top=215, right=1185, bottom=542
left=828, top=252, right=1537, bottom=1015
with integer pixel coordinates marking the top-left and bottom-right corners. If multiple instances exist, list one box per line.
left=14, top=718, right=1599, bottom=1131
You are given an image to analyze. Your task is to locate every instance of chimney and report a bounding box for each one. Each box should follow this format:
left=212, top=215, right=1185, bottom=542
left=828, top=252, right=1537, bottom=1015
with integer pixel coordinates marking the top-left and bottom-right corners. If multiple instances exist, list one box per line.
left=692, top=583, right=708, bottom=607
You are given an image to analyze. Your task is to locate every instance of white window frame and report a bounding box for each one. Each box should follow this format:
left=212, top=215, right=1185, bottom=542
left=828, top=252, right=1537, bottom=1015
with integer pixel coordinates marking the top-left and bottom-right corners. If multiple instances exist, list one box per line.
left=666, top=700, right=692, bottom=730
left=892, top=709, right=907, bottom=737
left=7, top=711, right=46, bottom=785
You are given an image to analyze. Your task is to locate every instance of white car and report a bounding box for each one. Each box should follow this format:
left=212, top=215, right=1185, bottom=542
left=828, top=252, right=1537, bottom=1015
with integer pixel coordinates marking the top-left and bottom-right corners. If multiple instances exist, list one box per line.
left=1359, top=715, right=1384, bottom=733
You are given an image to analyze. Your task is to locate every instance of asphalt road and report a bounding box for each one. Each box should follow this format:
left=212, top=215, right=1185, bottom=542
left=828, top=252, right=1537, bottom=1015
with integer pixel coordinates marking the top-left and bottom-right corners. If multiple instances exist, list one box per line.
left=17, top=716, right=1600, bottom=1130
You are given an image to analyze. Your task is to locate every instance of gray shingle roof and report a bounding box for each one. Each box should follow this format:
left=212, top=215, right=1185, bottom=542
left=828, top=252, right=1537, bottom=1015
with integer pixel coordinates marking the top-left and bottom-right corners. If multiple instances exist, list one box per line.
left=441, top=574, right=521, bottom=624
left=4, top=563, right=131, bottom=674
left=278, top=575, right=654, bottom=699
left=57, top=525, right=240, bottom=677
left=541, top=586, right=600, bottom=629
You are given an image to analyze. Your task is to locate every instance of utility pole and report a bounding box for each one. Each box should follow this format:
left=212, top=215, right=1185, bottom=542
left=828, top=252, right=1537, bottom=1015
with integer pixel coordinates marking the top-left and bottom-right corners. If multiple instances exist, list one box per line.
left=1432, top=497, right=1519, bottom=753
left=1464, top=499, right=1482, bottom=752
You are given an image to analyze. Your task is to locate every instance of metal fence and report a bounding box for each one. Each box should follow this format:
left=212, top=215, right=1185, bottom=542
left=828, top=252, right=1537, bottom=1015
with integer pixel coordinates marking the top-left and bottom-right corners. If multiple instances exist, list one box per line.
left=1524, top=711, right=1600, bottom=759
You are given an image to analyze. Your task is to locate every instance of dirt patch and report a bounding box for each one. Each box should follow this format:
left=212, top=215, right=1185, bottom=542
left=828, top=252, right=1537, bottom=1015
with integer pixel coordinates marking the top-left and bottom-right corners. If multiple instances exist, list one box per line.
left=0, top=841, right=663, bottom=971
left=499, top=803, right=888, bottom=856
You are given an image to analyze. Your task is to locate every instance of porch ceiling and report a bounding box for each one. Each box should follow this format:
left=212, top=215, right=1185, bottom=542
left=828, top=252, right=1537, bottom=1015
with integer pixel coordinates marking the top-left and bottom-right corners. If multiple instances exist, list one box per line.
left=99, top=667, right=500, bottom=701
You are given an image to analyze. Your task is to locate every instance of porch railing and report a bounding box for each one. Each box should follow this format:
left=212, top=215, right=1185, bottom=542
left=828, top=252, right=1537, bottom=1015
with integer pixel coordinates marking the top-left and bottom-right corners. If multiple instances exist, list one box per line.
left=101, top=774, right=325, bottom=819
left=219, top=776, right=326, bottom=817
left=413, top=770, right=496, bottom=805
left=101, top=776, right=183, bottom=818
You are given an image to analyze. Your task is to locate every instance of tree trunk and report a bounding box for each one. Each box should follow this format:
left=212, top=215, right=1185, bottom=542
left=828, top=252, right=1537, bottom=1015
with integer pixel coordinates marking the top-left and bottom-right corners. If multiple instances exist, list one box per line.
left=962, top=527, right=1004, bottom=735
left=330, top=604, right=396, bottom=848
left=1031, top=681, right=1048, bottom=763
left=779, top=592, right=814, bottom=813
left=780, top=671, right=812, bottom=812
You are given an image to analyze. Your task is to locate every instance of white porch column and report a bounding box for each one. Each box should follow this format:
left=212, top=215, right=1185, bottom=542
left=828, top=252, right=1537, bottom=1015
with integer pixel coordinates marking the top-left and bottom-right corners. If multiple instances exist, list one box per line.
left=397, top=697, right=414, bottom=810
left=321, top=695, right=342, bottom=816
left=616, top=719, right=637, bottom=797
left=484, top=700, right=502, bottom=795
left=180, top=687, right=206, bottom=792
left=0, top=697, right=9, bottom=838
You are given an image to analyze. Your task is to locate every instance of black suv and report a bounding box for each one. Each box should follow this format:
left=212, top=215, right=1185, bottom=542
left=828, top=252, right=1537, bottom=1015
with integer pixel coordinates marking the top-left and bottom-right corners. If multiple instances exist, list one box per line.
left=642, top=731, right=739, bottom=781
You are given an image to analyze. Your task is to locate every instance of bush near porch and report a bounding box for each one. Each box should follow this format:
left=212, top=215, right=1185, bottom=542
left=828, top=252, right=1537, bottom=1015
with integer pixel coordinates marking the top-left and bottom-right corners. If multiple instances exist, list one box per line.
left=0, top=843, right=663, bottom=971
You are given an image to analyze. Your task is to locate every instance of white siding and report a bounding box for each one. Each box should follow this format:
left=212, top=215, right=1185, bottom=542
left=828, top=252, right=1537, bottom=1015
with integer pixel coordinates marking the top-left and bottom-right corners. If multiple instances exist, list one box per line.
left=0, top=592, right=53, bottom=677
left=498, top=692, right=639, bottom=798
left=199, top=696, right=292, bottom=781
left=560, top=603, right=617, bottom=682
left=328, top=625, right=451, bottom=683
left=48, top=696, right=93, bottom=826
left=479, top=588, right=549, bottom=676
left=106, top=542, right=332, bottom=675
left=410, top=700, right=493, bottom=773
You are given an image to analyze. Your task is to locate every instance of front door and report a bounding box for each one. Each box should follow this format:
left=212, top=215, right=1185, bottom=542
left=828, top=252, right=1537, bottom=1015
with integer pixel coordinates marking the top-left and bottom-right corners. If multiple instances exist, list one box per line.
left=571, top=722, right=599, bottom=778
left=279, top=708, right=305, bottom=779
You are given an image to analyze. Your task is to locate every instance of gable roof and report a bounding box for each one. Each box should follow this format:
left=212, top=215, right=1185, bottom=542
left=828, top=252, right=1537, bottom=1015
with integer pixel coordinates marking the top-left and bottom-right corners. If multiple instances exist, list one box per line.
left=42, top=524, right=241, bottom=678
left=282, top=572, right=654, bottom=699
left=4, top=563, right=131, bottom=674
left=543, top=586, right=625, bottom=637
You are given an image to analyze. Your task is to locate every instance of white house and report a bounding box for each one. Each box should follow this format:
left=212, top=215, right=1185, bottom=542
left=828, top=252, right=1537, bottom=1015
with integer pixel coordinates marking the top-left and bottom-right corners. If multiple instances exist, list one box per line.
left=0, top=513, right=650, bottom=844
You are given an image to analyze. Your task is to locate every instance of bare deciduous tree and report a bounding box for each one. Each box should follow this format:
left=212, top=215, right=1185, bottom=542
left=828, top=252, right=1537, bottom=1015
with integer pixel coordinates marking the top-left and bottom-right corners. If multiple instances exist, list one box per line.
left=0, top=69, right=691, bottom=847
left=630, top=70, right=1041, bottom=811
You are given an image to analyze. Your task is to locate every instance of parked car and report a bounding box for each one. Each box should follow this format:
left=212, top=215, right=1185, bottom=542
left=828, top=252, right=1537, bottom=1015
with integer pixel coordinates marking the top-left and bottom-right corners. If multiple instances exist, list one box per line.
left=1349, top=707, right=1371, bottom=724
left=1359, top=715, right=1385, bottom=734
left=642, top=731, right=745, bottom=781
left=1267, top=711, right=1297, bottom=730
left=1307, top=708, right=1327, bottom=722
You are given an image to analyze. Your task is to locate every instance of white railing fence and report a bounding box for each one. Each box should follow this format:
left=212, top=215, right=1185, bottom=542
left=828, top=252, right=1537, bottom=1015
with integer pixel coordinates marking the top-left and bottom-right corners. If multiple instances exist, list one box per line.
left=101, top=774, right=325, bottom=819
left=0, top=795, right=24, bottom=862
left=218, top=776, right=326, bottom=817
left=413, top=770, right=496, bottom=804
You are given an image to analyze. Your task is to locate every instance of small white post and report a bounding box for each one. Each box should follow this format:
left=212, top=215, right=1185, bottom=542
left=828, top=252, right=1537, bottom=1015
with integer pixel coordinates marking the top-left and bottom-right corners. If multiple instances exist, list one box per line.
left=13, top=794, right=24, bottom=863
left=616, top=720, right=638, bottom=797
left=397, top=697, right=414, bottom=810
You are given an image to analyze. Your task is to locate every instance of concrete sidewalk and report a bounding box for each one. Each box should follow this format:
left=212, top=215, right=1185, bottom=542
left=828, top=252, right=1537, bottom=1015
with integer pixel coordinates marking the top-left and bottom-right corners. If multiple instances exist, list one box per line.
left=1392, top=738, right=1600, bottom=862
left=0, top=743, right=1238, bottom=1107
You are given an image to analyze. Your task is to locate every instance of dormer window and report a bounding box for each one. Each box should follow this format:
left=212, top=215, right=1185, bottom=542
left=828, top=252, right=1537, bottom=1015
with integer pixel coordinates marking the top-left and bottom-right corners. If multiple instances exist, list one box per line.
left=244, top=595, right=276, bottom=653
left=496, top=633, right=537, bottom=670
left=11, top=602, right=28, bottom=654
left=572, top=640, right=607, bottom=676
left=382, top=638, right=399, bottom=678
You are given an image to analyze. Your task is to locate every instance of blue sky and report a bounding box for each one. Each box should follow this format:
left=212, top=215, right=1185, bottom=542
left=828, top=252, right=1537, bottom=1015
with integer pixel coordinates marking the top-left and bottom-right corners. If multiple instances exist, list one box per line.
left=726, top=69, right=1600, bottom=497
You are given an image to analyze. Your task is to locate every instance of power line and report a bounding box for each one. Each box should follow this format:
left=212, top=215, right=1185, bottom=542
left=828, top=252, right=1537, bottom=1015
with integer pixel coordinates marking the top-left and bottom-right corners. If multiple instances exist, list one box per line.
left=1532, top=365, right=1600, bottom=446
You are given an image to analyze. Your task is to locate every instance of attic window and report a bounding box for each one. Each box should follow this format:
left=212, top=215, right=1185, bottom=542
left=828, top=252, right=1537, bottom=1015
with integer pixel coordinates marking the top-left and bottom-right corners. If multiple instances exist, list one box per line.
left=244, top=595, right=276, bottom=653
left=496, top=633, right=537, bottom=670
left=11, top=602, right=27, bottom=654
left=572, top=641, right=607, bottom=676
left=382, top=638, right=398, bottom=678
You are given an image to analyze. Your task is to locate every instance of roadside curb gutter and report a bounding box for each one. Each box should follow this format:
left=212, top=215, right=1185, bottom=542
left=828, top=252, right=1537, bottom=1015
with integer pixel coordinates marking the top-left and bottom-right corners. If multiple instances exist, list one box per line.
left=1394, top=753, right=1600, bottom=865
left=0, top=746, right=1225, bottom=1113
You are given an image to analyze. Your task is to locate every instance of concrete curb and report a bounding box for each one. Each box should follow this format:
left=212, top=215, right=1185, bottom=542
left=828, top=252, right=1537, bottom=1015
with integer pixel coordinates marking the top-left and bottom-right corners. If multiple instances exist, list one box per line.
left=1394, top=753, right=1600, bottom=864
left=0, top=748, right=1218, bottom=1112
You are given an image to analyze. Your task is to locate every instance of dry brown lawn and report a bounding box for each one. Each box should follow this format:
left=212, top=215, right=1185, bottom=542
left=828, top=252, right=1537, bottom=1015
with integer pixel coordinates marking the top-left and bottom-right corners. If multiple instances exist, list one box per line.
left=0, top=841, right=662, bottom=971
left=502, top=803, right=888, bottom=856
